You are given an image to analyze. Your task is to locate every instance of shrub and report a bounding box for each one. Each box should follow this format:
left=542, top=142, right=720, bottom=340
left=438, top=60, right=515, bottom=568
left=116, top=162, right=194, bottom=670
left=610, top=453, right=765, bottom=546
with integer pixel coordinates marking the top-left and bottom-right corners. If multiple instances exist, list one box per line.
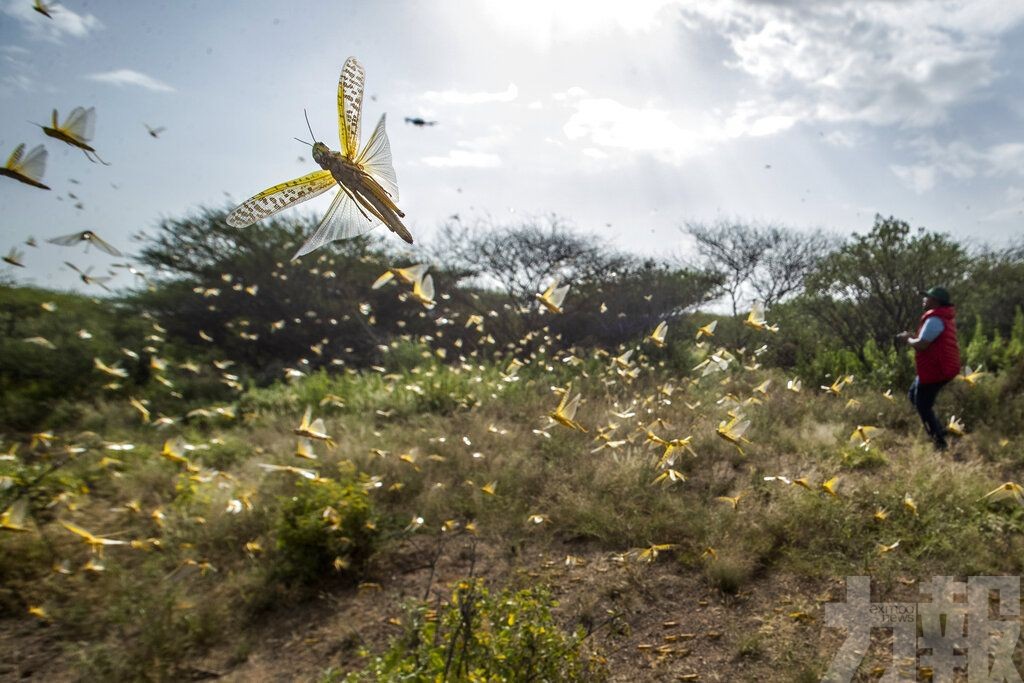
left=338, top=578, right=607, bottom=682
left=273, top=466, right=379, bottom=585
left=949, top=362, right=1024, bottom=436
left=0, top=286, right=148, bottom=430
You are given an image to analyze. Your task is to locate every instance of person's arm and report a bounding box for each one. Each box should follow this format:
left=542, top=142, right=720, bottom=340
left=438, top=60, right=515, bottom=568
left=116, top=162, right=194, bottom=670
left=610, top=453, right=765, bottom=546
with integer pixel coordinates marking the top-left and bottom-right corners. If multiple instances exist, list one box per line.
left=908, top=336, right=931, bottom=350
left=906, top=317, right=944, bottom=350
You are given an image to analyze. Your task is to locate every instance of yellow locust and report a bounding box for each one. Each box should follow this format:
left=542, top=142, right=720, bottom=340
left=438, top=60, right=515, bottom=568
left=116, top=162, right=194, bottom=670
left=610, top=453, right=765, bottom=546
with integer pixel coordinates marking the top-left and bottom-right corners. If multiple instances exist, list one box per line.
left=39, top=107, right=110, bottom=165
left=0, top=144, right=50, bottom=190
left=536, top=280, right=570, bottom=314
left=549, top=385, right=587, bottom=433
left=227, top=57, right=411, bottom=258
left=646, top=321, right=668, bottom=347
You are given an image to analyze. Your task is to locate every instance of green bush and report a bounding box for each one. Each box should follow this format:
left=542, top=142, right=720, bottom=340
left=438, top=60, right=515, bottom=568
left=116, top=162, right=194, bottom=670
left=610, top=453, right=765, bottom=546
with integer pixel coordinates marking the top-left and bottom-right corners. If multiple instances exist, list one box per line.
left=793, top=337, right=914, bottom=393
left=273, top=467, right=379, bottom=585
left=963, top=309, right=1024, bottom=371
left=338, top=579, right=607, bottom=682
left=0, top=286, right=149, bottom=430
left=947, top=361, right=1024, bottom=436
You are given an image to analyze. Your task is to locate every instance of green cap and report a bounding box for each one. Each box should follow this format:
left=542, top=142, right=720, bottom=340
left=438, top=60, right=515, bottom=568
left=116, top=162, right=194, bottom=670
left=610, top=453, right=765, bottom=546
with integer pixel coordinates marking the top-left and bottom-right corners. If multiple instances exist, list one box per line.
left=921, top=286, right=952, bottom=305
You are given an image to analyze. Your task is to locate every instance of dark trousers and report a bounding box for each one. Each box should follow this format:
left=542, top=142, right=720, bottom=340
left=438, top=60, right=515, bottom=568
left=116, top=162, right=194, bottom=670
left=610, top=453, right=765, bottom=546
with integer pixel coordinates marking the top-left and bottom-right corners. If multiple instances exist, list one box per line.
left=908, top=377, right=950, bottom=448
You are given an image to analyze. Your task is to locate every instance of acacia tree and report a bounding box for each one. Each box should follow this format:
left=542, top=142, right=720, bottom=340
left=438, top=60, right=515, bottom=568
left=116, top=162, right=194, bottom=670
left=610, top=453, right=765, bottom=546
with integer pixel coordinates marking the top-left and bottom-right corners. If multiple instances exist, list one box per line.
left=798, top=215, right=970, bottom=354
left=433, top=215, right=721, bottom=347
left=434, top=215, right=631, bottom=303
left=960, top=241, right=1024, bottom=335
left=555, top=262, right=723, bottom=349
left=683, top=220, right=835, bottom=314
left=432, top=215, right=632, bottom=339
left=131, top=207, right=435, bottom=380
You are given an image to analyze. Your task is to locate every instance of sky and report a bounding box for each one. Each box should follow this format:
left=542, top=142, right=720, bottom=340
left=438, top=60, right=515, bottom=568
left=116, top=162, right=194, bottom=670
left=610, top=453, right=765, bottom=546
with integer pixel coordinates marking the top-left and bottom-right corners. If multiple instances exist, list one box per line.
left=1, top=0, right=1023, bottom=292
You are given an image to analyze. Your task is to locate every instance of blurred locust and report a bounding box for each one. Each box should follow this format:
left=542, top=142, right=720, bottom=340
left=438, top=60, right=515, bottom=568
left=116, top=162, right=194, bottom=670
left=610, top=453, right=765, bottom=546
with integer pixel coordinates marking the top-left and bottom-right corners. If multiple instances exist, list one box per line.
left=0, top=144, right=50, bottom=190
left=39, top=107, right=111, bottom=165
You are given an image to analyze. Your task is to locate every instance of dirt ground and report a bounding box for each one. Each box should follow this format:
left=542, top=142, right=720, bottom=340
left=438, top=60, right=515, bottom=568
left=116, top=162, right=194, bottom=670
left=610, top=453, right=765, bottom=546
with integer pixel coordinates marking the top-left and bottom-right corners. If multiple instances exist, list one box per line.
left=0, top=536, right=956, bottom=682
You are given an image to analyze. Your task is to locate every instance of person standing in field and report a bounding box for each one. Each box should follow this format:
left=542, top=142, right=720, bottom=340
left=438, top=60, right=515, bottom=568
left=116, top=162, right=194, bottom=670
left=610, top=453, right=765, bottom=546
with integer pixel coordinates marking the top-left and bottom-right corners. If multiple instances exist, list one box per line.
left=897, top=287, right=961, bottom=451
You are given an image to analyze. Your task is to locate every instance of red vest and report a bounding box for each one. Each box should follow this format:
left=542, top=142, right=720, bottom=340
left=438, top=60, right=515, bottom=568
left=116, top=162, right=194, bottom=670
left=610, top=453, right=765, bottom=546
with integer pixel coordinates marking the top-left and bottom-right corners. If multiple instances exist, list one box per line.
left=915, top=306, right=960, bottom=384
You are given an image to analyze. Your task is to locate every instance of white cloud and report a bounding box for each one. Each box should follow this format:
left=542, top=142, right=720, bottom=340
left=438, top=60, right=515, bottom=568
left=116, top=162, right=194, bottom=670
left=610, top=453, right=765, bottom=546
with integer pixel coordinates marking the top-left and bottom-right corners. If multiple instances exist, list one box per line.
left=0, top=44, right=36, bottom=94
left=421, top=150, right=502, bottom=168
left=916, top=138, right=1024, bottom=178
left=475, top=0, right=680, bottom=50
left=421, top=83, right=517, bottom=105
left=552, top=86, right=589, bottom=102
left=3, top=0, right=102, bottom=42
left=562, top=95, right=709, bottom=165
left=418, top=127, right=510, bottom=169
left=890, top=164, right=937, bottom=193
left=721, top=100, right=799, bottom=138
left=986, top=143, right=1024, bottom=175
left=536, top=0, right=1024, bottom=179
left=557, top=87, right=807, bottom=165
left=86, top=69, right=175, bottom=93
left=0, top=73, right=34, bottom=93
left=891, top=137, right=1024, bottom=192
left=682, top=0, right=1024, bottom=129
left=457, top=130, right=510, bottom=151
left=981, top=186, right=1024, bottom=221
left=822, top=130, right=858, bottom=148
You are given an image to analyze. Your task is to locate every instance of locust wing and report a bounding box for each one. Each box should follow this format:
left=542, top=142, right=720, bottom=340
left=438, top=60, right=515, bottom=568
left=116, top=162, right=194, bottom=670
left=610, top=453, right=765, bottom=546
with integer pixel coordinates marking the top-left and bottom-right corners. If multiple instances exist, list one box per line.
left=226, top=170, right=336, bottom=228
left=728, top=418, right=751, bottom=440
left=48, top=231, right=87, bottom=247
left=649, top=321, right=667, bottom=345
left=338, top=57, right=365, bottom=159
left=60, top=520, right=97, bottom=542
left=413, top=272, right=435, bottom=304
left=561, top=393, right=581, bottom=421
left=747, top=302, right=765, bottom=325
left=48, top=231, right=123, bottom=256
left=5, top=143, right=25, bottom=169
left=371, top=271, right=395, bottom=289
left=0, top=498, right=31, bottom=532
left=87, top=233, right=123, bottom=257
left=292, top=186, right=380, bottom=259
left=550, top=283, right=570, bottom=309
left=356, top=114, right=399, bottom=200
left=63, top=106, right=96, bottom=143
left=395, top=264, right=429, bottom=284
left=406, top=264, right=430, bottom=281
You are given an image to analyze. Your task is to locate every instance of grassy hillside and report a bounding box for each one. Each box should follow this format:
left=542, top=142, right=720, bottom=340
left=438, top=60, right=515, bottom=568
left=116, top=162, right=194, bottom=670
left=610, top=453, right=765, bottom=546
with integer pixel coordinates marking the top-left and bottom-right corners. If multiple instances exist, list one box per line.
left=2, top=330, right=1023, bottom=681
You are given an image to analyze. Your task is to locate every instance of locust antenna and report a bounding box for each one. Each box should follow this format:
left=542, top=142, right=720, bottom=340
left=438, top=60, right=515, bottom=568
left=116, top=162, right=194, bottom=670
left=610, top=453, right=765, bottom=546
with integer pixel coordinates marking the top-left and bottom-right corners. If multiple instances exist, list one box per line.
left=304, top=109, right=317, bottom=143
left=293, top=137, right=312, bottom=147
